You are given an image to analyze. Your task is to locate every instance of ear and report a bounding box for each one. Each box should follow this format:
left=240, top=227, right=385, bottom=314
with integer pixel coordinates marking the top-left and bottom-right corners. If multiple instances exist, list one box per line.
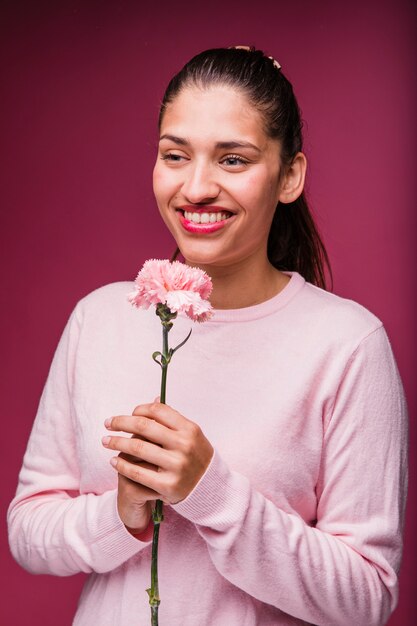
left=278, top=152, right=307, bottom=204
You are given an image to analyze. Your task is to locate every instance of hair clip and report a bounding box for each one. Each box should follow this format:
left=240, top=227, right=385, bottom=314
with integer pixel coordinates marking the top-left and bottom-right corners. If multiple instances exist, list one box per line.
left=230, top=46, right=282, bottom=70
left=268, top=56, right=282, bottom=70
left=232, top=45, right=252, bottom=50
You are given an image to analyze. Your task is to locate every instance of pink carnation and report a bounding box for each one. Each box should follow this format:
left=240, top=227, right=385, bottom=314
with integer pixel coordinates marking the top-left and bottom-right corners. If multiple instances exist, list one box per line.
left=128, top=259, right=213, bottom=322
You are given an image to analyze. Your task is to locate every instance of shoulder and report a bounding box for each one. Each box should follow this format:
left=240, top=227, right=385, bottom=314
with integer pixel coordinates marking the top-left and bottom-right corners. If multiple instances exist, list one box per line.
left=288, top=277, right=404, bottom=406
left=62, top=281, right=159, bottom=359
left=297, top=278, right=383, bottom=343
left=70, top=281, right=153, bottom=332
left=284, top=274, right=386, bottom=361
left=75, top=281, right=134, bottom=314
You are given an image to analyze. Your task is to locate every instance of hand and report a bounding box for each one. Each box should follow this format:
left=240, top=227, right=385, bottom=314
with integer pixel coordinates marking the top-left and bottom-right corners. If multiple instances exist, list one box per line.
left=103, top=402, right=214, bottom=507
left=113, top=452, right=158, bottom=535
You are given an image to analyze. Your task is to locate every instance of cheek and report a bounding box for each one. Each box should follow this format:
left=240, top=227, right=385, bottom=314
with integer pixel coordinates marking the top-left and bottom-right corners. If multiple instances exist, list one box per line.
left=234, top=171, right=279, bottom=216
left=152, top=171, right=177, bottom=234
left=152, top=164, right=165, bottom=201
left=153, top=166, right=180, bottom=208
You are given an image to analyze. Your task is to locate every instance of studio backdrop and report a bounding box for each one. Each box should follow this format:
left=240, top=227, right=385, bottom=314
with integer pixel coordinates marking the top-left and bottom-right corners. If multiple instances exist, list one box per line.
left=1, top=1, right=415, bottom=624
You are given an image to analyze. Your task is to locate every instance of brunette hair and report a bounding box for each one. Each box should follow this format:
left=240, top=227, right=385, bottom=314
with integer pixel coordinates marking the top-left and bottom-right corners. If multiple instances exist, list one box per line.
left=160, top=47, right=332, bottom=289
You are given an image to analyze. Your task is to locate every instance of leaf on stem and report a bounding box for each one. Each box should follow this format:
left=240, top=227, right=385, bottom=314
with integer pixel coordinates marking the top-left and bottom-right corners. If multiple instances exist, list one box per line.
left=170, top=328, right=192, bottom=357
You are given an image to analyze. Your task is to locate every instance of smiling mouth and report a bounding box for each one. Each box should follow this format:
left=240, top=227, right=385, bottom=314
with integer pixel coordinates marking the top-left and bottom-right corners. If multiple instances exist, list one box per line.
left=182, top=210, right=232, bottom=224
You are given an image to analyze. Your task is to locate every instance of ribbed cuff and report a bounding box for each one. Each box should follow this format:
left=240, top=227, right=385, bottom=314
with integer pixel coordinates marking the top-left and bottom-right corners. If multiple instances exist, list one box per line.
left=126, top=517, right=154, bottom=542
left=172, top=450, right=251, bottom=530
left=91, top=490, right=152, bottom=572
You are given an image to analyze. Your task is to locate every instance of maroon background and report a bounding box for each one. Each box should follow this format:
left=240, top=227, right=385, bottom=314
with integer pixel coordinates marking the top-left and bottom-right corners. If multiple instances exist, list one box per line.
left=1, top=1, right=415, bottom=624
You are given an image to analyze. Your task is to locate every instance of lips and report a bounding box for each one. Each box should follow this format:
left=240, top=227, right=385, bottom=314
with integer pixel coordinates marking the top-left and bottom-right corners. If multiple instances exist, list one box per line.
left=177, top=206, right=234, bottom=234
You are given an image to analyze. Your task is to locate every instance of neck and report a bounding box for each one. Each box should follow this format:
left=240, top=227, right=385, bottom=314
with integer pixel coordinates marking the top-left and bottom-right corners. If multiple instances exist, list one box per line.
left=189, top=256, right=290, bottom=310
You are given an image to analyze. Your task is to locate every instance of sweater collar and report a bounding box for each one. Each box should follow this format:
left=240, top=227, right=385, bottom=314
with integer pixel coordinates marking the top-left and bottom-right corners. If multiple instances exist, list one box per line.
left=203, top=272, right=306, bottom=323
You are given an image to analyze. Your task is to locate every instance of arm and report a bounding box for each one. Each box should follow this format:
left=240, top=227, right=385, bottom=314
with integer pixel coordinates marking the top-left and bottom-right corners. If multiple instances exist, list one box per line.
left=105, top=326, right=408, bottom=625
left=173, top=327, right=408, bottom=625
left=7, top=307, right=152, bottom=577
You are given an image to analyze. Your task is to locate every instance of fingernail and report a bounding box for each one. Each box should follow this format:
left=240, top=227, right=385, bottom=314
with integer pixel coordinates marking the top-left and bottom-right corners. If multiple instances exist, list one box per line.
left=102, top=436, right=111, bottom=447
left=104, top=418, right=112, bottom=428
left=110, top=457, right=117, bottom=467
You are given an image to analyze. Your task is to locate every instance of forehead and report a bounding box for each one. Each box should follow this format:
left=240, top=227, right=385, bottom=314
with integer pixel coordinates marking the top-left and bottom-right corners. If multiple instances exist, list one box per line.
left=160, top=85, right=269, bottom=145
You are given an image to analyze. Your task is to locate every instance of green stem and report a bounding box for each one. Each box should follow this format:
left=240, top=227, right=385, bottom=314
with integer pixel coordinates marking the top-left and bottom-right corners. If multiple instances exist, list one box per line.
left=147, top=325, right=169, bottom=625
left=160, top=327, right=168, bottom=405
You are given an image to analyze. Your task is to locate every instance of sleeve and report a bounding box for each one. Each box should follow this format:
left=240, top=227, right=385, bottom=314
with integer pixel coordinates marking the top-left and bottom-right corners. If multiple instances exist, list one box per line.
left=172, top=326, right=408, bottom=626
left=7, top=305, right=152, bottom=577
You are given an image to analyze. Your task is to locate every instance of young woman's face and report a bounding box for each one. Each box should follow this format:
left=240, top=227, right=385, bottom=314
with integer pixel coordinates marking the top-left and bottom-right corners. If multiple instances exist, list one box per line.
left=153, top=85, right=283, bottom=270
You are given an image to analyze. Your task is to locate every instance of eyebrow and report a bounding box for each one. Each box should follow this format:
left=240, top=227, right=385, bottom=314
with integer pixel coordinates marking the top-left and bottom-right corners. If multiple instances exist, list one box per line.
left=159, top=134, right=261, bottom=152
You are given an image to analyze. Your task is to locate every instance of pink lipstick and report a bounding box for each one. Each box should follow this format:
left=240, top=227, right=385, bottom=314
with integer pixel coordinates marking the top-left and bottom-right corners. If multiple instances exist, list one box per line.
left=178, top=206, right=234, bottom=234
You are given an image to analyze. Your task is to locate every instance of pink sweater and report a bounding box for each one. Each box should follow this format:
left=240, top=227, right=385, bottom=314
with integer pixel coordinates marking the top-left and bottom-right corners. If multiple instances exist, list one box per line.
left=8, top=273, right=407, bottom=626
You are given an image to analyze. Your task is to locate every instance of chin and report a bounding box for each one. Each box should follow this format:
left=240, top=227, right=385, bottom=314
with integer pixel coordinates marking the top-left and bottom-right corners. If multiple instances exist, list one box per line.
left=180, top=250, right=217, bottom=268
left=182, top=251, right=238, bottom=273
left=176, top=237, right=222, bottom=261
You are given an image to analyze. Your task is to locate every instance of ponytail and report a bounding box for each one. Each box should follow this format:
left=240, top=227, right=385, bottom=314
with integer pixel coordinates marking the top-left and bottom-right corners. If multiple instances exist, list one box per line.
left=268, top=193, right=331, bottom=289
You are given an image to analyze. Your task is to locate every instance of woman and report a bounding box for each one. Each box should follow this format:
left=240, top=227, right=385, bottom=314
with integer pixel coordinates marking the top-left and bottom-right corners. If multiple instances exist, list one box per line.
left=8, top=47, right=407, bottom=626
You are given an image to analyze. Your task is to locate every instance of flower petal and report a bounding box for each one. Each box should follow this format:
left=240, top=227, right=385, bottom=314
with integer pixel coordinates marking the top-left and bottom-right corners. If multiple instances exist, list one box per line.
left=165, top=291, right=213, bottom=322
left=128, top=259, right=213, bottom=321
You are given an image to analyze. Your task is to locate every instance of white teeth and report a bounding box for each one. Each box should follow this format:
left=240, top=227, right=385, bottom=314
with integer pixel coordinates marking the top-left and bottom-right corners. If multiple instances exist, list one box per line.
left=183, top=211, right=231, bottom=224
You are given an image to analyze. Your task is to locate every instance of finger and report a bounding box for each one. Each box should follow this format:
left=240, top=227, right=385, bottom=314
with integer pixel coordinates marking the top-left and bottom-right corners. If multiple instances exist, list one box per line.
left=102, top=435, right=171, bottom=469
left=132, top=402, right=186, bottom=430
left=117, top=471, right=161, bottom=501
left=105, top=413, right=172, bottom=447
left=118, top=473, right=161, bottom=501
left=110, top=455, right=167, bottom=495
left=118, top=453, right=157, bottom=470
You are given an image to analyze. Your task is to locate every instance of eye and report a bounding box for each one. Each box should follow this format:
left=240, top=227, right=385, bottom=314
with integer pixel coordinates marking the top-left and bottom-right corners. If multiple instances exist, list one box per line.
left=220, top=154, right=249, bottom=168
left=160, top=152, right=188, bottom=164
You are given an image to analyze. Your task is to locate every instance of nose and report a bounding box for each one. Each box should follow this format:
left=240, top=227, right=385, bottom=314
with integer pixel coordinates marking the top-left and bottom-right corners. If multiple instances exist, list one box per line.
left=182, top=161, right=220, bottom=204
